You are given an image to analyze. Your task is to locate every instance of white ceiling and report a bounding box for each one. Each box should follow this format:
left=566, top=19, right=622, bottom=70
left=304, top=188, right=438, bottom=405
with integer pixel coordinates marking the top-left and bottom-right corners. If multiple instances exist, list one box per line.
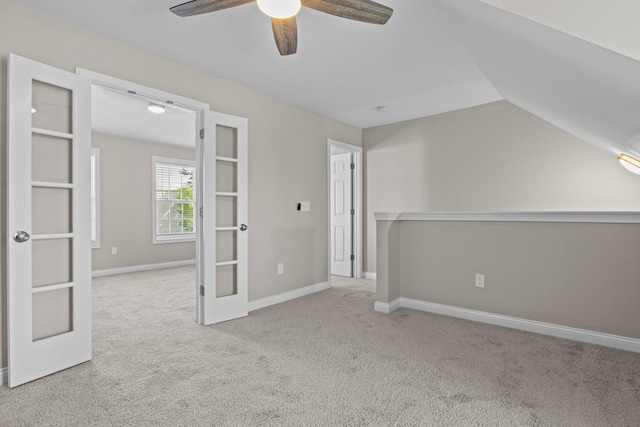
left=478, top=0, right=640, bottom=61
left=10, top=0, right=640, bottom=160
left=10, top=0, right=501, bottom=129
left=92, top=85, right=196, bottom=148
left=442, top=0, right=640, bottom=158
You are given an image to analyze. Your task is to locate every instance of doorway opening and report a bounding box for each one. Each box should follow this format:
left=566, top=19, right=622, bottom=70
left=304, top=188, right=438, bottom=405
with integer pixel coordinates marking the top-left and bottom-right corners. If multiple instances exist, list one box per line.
left=77, top=68, right=208, bottom=323
left=327, top=139, right=363, bottom=284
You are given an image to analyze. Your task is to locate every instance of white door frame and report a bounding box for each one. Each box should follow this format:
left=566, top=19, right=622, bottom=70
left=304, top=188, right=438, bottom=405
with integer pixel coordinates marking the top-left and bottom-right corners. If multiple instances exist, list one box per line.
left=327, top=139, right=363, bottom=280
left=75, top=68, right=210, bottom=323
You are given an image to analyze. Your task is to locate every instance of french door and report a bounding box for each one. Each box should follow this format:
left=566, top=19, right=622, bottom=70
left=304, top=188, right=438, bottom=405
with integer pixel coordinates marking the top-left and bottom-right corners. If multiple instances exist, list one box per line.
left=200, top=111, right=249, bottom=325
left=7, top=54, right=92, bottom=387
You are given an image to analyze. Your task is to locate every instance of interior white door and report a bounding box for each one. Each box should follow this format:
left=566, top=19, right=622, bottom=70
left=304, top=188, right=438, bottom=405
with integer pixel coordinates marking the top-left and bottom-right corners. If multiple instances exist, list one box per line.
left=200, top=111, right=248, bottom=325
left=330, top=153, right=353, bottom=277
left=7, top=54, right=92, bottom=387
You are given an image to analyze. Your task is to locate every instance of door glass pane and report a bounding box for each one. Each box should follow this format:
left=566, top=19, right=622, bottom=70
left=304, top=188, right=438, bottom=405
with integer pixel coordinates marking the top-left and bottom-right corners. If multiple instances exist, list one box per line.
left=216, top=161, right=237, bottom=193
left=32, top=80, right=72, bottom=134
left=216, top=231, right=237, bottom=263
left=32, top=134, right=72, bottom=183
left=32, top=288, right=73, bottom=341
left=216, top=265, right=238, bottom=298
left=32, top=239, right=72, bottom=288
left=216, top=125, right=237, bottom=158
left=32, top=188, right=72, bottom=234
left=216, top=196, right=237, bottom=227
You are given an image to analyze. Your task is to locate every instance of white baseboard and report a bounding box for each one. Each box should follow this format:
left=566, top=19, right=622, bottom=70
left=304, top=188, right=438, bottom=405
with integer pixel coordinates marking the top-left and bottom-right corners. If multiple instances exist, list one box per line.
left=363, top=272, right=377, bottom=280
left=249, top=281, right=330, bottom=312
left=374, top=299, right=402, bottom=314
left=92, top=259, right=196, bottom=277
left=1, top=367, right=7, bottom=386
left=377, top=297, right=640, bottom=353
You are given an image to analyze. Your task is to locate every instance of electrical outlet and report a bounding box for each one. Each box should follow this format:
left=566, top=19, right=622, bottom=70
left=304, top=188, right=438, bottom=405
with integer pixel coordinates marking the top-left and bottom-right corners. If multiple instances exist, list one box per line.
left=111, top=247, right=118, bottom=255
left=475, top=274, right=485, bottom=288
left=300, top=201, right=311, bottom=212
left=278, top=263, right=284, bottom=275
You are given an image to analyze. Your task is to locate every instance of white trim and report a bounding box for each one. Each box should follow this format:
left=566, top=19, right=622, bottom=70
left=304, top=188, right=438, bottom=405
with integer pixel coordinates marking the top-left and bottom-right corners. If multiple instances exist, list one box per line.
left=374, top=211, right=640, bottom=223
left=76, top=68, right=210, bottom=112
left=374, top=299, right=402, bottom=314
left=378, top=297, right=640, bottom=353
left=92, top=259, right=196, bottom=277
left=327, top=139, right=363, bottom=280
left=364, top=272, right=377, bottom=280
left=249, top=281, right=330, bottom=312
left=1, top=367, right=7, bottom=386
left=77, top=67, right=208, bottom=324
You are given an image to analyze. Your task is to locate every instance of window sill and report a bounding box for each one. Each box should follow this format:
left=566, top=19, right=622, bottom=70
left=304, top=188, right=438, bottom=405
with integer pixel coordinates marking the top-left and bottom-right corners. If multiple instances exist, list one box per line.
left=153, top=235, right=196, bottom=245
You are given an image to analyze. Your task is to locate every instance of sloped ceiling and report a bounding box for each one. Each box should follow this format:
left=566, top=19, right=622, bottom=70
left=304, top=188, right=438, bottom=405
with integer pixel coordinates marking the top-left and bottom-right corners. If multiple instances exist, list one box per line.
left=477, top=0, right=640, bottom=61
left=439, top=0, right=640, bottom=159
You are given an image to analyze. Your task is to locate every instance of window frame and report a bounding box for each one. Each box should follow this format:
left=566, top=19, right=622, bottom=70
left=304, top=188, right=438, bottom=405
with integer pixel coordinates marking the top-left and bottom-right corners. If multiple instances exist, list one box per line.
left=152, top=156, right=196, bottom=245
left=91, top=148, right=101, bottom=249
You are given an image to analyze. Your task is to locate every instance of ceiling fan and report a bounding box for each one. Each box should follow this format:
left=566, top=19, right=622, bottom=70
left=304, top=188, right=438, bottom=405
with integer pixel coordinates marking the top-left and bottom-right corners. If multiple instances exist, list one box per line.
left=170, top=0, right=393, bottom=56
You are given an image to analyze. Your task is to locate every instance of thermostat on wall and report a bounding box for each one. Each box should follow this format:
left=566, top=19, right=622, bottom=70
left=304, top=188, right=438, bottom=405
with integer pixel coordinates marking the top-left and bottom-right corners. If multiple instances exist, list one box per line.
left=297, top=201, right=311, bottom=212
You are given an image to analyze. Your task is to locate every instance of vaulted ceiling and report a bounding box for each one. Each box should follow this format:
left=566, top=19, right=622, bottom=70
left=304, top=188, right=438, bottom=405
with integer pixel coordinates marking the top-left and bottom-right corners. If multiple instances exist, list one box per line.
left=10, top=0, right=640, bottom=158
left=443, top=0, right=640, bottom=159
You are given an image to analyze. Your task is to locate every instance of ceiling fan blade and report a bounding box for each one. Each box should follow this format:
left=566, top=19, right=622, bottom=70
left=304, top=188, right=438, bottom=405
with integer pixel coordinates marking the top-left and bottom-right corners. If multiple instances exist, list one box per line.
left=302, top=0, right=392, bottom=25
left=272, top=17, right=298, bottom=56
left=170, top=0, right=255, bottom=17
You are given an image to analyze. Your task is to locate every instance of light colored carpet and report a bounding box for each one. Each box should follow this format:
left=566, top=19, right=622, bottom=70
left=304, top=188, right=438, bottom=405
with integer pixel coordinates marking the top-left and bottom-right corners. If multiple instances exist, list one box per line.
left=1, top=266, right=639, bottom=426
left=331, top=275, right=376, bottom=293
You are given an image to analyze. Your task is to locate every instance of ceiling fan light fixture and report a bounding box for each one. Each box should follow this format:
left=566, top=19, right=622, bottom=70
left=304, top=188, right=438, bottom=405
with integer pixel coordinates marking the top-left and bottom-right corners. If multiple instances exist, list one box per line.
left=257, top=0, right=301, bottom=19
left=148, top=102, right=166, bottom=114
left=618, top=153, right=640, bottom=175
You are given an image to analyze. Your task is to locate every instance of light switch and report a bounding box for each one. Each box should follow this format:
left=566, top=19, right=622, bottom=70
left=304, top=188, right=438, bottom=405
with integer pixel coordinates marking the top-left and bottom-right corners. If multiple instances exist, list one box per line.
left=300, top=201, right=311, bottom=212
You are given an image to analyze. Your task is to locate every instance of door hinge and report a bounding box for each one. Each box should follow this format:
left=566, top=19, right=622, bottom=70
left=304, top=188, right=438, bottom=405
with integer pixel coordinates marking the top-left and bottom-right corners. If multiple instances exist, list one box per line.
left=200, top=128, right=205, bottom=139
left=351, top=208, right=355, bottom=215
left=200, top=207, right=204, bottom=217
left=351, top=254, right=355, bottom=261
left=351, top=163, right=355, bottom=170
left=200, top=285, right=205, bottom=296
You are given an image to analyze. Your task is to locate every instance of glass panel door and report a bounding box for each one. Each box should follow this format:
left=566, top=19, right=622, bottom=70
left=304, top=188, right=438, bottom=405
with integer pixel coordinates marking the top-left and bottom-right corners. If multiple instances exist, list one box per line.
left=7, top=54, right=92, bottom=387
left=201, top=112, right=248, bottom=325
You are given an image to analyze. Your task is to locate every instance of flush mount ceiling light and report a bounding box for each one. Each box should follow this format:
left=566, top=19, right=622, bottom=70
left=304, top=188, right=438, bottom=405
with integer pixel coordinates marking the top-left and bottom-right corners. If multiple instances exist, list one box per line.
left=257, top=0, right=301, bottom=19
left=148, top=103, right=166, bottom=114
left=618, top=153, right=640, bottom=175
left=31, top=107, right=36, bottom=114
left=170, top=0, right=393, bottom=56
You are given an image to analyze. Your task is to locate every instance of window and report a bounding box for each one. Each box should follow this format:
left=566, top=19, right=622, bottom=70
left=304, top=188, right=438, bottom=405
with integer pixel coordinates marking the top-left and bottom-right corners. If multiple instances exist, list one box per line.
left=152, top=156, right=196, bottom=244
left=91, top=148, right=101, bottom=249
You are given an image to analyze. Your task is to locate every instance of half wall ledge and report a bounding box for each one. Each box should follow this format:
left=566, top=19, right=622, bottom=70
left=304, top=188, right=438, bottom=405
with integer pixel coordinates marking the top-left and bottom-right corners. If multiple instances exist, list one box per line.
left=374, top=211, right=640, bottom=223
left=374, top=211, right=640, bottom=351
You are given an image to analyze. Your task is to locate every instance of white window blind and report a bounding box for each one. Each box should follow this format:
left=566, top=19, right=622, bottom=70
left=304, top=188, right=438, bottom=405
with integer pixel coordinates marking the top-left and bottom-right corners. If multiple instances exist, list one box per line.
left=152, top=157, right=196, bottom=243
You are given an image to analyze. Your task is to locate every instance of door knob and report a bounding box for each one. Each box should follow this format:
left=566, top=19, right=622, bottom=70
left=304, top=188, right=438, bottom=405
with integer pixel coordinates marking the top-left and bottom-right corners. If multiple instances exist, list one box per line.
left=240, top=224, right=248, bottom=231
left=13, top=231, right=30, bottom=243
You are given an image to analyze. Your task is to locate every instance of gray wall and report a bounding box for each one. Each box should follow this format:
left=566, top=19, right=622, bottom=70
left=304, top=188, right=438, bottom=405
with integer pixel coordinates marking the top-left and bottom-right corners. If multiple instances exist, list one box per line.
left=377, top=219, right=640, bottom=339
left=364, top=101, right=640, bottom=273
left=0, top=0, right=362, bottom=370
left=92, top=133, right=196, bottom=271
